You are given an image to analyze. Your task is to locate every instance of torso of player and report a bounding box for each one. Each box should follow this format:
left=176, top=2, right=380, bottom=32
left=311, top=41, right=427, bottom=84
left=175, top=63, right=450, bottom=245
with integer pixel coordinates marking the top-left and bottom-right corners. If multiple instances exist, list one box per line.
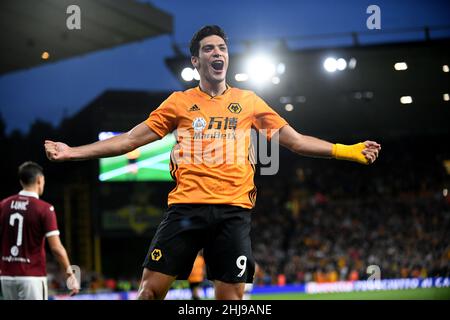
left=0, top=193, right=58, bottom=277
left=146, top=86, right=287, bottom=209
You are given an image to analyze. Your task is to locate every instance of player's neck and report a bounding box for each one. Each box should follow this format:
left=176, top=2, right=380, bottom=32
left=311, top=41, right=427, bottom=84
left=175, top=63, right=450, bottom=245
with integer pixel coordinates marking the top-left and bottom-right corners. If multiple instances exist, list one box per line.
left=199, top=80, right=227, bottom=97
left=22, top=186, right=40, bottom=195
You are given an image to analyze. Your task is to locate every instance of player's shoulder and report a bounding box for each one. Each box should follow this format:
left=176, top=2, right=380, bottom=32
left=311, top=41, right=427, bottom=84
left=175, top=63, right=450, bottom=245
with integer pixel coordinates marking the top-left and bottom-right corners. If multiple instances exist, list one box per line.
left=0, top=195, right=14, bottom=211
left=229, top=87, right=263, bottom=106
left=1, top=195, right=55, bottom=214
left=33, top=198, right=56, bottom=213
left=228, top=87, right=256, bottom=99
left=161, top=90, right=182, bottom=102
left=164, top=90, right=192, bottom=107
left=1, top=194, right=25, bottom=207
left=1, top=194, right=17, bottom=204
left=168, top=86, right=202, bottom=97
left=180, top=87, right=200, bottom=99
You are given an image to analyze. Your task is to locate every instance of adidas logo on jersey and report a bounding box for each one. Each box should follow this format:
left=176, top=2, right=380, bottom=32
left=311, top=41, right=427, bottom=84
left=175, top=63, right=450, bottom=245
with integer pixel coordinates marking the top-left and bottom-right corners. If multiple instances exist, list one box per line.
left=189, top=104, right=200, bottom=112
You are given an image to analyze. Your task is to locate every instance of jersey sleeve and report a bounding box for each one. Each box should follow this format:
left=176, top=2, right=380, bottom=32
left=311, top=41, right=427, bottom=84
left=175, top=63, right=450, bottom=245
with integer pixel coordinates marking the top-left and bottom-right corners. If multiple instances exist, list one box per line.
left=252, top=94, right=288, bottom=139
left=42, top=204, right=60, bottom=238
left=144, top=92, right=179, bottom=138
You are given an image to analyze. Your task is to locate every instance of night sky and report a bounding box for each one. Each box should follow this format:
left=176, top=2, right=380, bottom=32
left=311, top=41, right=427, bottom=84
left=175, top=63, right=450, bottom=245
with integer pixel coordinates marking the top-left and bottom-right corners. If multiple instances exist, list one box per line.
left=0, top=0, right=449, bottom=134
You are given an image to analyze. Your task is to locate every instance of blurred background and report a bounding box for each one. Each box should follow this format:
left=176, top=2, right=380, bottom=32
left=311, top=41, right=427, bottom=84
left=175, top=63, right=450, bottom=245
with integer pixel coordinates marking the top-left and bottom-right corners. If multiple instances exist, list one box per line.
left=0, top=0, right=449, bottom=299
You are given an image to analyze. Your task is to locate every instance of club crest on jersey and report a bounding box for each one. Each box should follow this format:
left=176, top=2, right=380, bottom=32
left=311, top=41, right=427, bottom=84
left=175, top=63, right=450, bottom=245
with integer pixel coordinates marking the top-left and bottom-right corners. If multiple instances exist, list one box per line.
left=151, top=249, right=162, bottom=261
left=10, top=246, right=19, bottom=257
left=228, top=103, right=242, bottom=114
left=192, top=117, right=207, bottom=132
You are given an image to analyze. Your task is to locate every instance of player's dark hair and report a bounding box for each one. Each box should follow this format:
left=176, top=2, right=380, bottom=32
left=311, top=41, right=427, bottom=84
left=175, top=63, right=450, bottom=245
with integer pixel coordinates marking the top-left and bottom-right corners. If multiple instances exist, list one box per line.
left=190, top=25, right=228, bottom=57
left=18, top=161, right=43, bottom=185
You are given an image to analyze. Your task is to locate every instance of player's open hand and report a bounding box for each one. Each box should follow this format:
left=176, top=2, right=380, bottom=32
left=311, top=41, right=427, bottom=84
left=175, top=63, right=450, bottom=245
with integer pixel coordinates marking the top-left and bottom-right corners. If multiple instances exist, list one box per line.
left=45, top=140, right=71, bottom=162
left=361, top=140, right=381, bottom=164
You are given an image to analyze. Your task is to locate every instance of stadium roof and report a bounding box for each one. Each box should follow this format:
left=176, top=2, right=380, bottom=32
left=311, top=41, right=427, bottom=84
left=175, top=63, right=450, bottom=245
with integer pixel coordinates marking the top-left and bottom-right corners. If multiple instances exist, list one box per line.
left=0, top=0, right=173, bottom=75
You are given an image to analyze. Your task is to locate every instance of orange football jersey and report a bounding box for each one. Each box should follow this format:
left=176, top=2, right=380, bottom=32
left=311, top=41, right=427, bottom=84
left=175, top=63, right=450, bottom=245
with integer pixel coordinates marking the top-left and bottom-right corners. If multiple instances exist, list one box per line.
left=145, top=86, right=287, bottom=209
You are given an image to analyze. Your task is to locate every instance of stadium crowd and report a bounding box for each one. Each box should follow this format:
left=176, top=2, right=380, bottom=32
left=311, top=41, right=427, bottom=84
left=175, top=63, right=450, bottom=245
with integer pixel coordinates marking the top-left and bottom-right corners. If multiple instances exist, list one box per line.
left=251, top=138, right=450, bottom=285
left=42, top=138, right=449, bottom=295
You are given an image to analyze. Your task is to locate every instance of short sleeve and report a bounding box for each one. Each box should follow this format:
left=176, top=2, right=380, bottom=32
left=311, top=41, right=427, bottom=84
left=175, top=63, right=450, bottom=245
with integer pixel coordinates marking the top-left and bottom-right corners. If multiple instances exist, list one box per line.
left=42, top=205, right=59, bottom=238
left=145, top=93, right=179, bottom=138
left=252, top=94, right=288, bottom=139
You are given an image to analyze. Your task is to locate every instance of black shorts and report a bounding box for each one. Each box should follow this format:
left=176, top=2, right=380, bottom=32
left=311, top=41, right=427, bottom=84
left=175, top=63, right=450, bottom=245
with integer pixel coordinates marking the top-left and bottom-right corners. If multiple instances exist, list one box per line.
left=142, top=204, right=255, bottom=283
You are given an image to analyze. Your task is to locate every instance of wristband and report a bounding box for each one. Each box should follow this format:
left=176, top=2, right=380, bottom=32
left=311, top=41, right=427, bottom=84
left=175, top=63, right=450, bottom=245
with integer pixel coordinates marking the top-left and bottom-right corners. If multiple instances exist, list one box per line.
left=332, top=142, right=368, bottom=165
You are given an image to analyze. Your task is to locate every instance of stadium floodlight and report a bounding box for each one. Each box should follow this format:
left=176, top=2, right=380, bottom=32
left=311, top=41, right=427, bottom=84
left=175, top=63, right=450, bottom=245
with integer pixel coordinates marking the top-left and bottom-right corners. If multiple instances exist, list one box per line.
left=394, top=62, right=408, bottom=71
left=193, top=68, right=200, bottom=81
left=444, top=93, right=449, bottom=101
left=443, top=65, right=449, bottom=73
left=181, top=67, right=194, bottom=81
left=400, top=96, right=413, bottom=104
left=285, top=104, right=294, bottom=111
left=272, top=76, right=280, bottom=84
left=277, top=63, right=286, bottom=75
left=235, top=73, right=249, bottom=82
left=41, top=51, right=50, bottom=60
left=98, top=132, right=116, bottom=140
left=348, top=58, right=357, bottom=69
left=336, top=58, right=347, bottom=71
left=323, top=57, right=338, bottom=72
left=247, top=55, right=276, bottom=83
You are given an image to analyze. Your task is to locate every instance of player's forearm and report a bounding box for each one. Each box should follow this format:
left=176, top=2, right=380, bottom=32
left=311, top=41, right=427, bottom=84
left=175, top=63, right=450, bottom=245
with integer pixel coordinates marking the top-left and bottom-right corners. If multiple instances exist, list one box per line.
left=279, top=126, right=378, bottom=164
left=279, top=125, right=333, bottom=158
left=69, top=133, right=135, bottom=160
left=288, top=134, right=333, bottom=158
left=51, top=246, right=71, bottom=273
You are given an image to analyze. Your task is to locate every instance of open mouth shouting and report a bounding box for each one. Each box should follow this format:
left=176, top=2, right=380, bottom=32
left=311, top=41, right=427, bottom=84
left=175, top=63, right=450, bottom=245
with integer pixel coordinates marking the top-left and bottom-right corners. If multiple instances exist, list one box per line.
left=211, top=60, right=225, bottom=73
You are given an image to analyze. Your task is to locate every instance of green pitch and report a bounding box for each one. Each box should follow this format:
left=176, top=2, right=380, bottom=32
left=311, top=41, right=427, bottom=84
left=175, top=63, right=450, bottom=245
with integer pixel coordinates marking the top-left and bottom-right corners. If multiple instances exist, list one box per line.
left=252, top=288, right=450, bottom=300
left=99, top=133, right=176, bottom=182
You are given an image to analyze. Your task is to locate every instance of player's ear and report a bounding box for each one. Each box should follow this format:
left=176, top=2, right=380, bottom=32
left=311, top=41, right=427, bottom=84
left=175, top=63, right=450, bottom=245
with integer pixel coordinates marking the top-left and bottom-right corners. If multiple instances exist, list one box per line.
left=36, top=175, right=45, bottom=195
left=38, top=175, right=45, bottom=187
left=191, top=56, right=199, bottom=69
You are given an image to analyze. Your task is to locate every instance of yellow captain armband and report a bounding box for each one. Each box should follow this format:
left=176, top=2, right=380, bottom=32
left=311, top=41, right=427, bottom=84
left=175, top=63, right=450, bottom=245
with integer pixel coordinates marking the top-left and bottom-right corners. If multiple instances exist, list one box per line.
left=332, top=142, right=368, bottom=165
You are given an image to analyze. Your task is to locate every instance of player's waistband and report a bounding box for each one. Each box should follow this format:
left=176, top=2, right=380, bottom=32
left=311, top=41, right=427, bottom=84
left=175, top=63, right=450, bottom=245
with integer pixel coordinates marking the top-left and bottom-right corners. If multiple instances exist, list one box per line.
left=0, top=276, right=47, bottom=280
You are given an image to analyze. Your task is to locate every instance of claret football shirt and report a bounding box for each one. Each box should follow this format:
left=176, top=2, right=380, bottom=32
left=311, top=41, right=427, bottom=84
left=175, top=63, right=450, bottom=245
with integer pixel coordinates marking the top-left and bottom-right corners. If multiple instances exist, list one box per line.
left=0, top=191, right=59, bottom=277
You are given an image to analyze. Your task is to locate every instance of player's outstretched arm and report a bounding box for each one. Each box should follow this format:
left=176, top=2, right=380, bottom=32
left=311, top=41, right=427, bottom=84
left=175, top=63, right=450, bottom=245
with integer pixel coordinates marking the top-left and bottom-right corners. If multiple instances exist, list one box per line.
left=278, top=125, right=381, bottom=164
left=47, top=235, right=80, bottom=296
left=45, top=121, right=160, bottom=162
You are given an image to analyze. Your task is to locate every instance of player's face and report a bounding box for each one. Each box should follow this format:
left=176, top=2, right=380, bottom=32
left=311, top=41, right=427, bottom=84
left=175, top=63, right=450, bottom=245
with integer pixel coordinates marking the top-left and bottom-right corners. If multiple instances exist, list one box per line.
left=192, top=35, right=228, bottom=84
